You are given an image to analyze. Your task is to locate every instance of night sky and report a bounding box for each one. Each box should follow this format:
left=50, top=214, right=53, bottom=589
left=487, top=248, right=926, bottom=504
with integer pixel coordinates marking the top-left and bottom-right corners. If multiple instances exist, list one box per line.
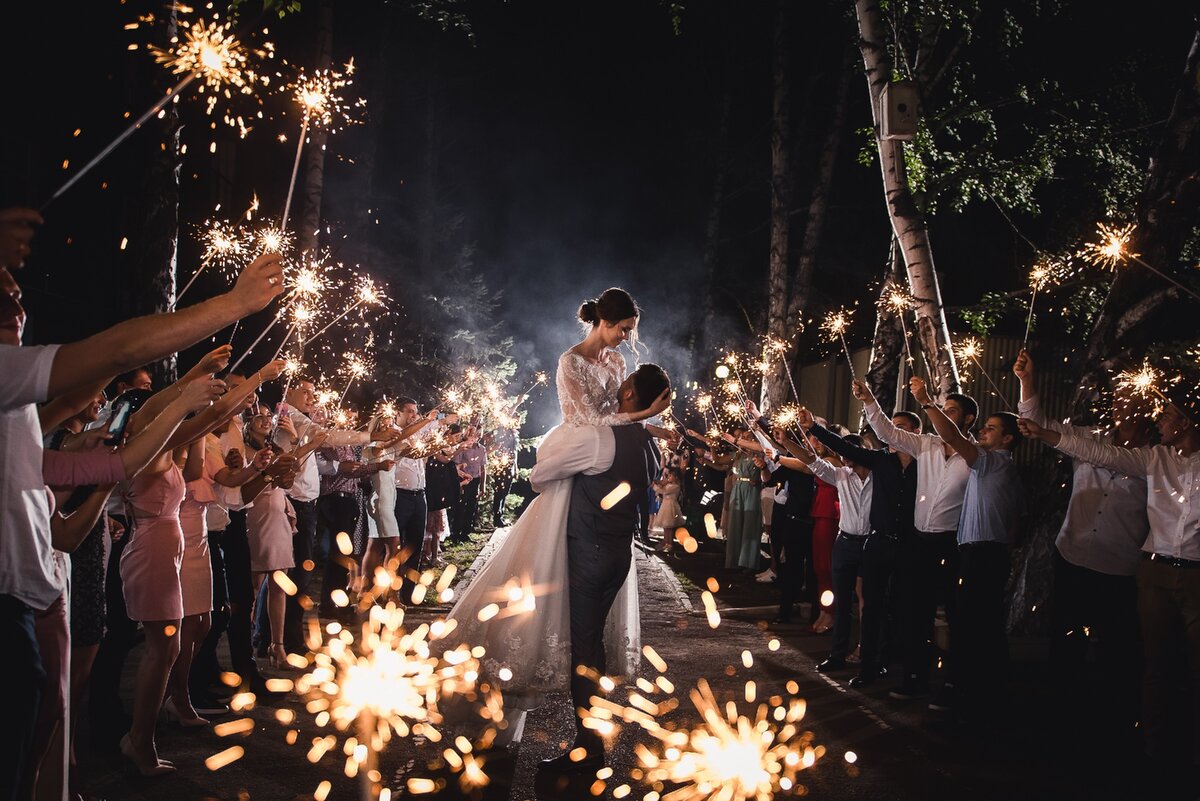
left=3, top=0, right=1194, bottom=432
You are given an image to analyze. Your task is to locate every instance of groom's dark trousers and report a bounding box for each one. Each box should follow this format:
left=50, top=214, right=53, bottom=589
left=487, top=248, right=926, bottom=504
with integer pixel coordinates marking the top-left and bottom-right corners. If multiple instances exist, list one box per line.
left=566, top=423, right=659, bottom=755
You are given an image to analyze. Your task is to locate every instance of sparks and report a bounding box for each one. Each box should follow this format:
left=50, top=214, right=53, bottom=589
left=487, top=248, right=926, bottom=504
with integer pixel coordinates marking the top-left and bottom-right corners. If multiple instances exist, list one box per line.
left=1079, top=222, right=1138, bottom=270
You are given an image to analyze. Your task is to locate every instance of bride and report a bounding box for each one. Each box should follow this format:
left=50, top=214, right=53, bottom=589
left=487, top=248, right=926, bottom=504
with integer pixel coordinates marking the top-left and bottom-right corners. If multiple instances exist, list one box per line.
left=444, top=287, right=669, bottom=708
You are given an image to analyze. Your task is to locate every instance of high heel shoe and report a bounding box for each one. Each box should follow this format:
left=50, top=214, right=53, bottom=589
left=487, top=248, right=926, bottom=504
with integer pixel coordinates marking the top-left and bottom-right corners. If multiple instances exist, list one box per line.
left=162, top=697, right=209, bottom=728
left=119, top=735, right=176, bottom=777
left=268, top=642, right=298, bottom=672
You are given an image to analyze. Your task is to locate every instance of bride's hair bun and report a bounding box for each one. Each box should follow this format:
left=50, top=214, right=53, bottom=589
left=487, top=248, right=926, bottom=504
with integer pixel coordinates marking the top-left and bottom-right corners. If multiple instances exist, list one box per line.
left=578, top=299, right=599, bottom=324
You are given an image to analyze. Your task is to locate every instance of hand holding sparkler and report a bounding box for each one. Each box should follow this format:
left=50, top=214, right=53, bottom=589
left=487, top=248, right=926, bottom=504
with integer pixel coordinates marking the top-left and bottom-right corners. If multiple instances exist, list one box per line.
left=909, top=376, right=934, bottom=407
left=1016, top=417, right=1057, bottom=445
left=229, top=252, right=286, bottom=316
left=850, top=378, right=876, bottom=406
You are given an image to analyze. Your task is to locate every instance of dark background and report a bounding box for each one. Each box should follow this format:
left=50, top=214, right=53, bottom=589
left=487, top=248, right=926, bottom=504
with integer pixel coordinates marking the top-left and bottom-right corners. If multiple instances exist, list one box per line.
left=3, top=0, right=1193, bottom=434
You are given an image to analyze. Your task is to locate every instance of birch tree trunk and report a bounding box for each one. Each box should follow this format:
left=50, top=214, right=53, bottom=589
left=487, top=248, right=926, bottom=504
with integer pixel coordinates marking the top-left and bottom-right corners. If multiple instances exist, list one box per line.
left=296, top=1, right=334, bottom=256
left=854, top=0, right=960, bottom=397
left=865, top=238, right=907, bottom=412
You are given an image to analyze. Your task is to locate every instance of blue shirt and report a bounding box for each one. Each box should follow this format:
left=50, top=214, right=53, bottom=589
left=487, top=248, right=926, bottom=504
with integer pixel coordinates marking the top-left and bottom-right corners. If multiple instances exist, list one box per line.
left=957, top=449, right=1023, bottom=546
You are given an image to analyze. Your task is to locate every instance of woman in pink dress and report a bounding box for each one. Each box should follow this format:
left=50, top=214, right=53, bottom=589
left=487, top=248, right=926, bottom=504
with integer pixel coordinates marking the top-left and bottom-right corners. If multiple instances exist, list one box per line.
left=118, top=352, right=284, bottom=774
left=163, top=434, right=226, bottom=726
left=244, top=405, right=301, bottom=670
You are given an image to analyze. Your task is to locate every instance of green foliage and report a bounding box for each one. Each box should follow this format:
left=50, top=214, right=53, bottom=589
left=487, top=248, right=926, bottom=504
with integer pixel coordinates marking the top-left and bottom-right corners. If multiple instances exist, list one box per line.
left=957, top=290, right=1008, bottom=336
left=228, top=0, right=302, bottom=19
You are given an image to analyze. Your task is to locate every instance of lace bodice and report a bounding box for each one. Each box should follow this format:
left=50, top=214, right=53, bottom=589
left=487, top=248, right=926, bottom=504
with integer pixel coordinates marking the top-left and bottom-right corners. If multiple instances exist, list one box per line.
left=556, top=348, right=634, bottom=427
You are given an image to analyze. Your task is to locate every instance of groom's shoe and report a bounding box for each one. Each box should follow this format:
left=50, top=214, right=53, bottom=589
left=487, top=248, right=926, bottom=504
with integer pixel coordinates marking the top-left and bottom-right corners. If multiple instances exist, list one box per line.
left=539, top=746, right=604, bottom=775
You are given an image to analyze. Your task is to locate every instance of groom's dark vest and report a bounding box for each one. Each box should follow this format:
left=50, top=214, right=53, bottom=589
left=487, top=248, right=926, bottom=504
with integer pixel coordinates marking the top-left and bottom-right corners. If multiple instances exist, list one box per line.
left=567, top=423, right=659, bottom=543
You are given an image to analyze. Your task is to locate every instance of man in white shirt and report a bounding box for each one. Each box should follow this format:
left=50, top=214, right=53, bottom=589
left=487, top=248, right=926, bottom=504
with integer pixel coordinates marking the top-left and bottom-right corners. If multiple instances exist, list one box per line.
left=274, top=378, right=399, bottom=650
left=853, top=378, right=976, bottom=700
left=1019, top=376, right=1200, bottom=767
left=1014, top=349, right=1151, bottom=729
left=0, top=210, right=284, bottom=801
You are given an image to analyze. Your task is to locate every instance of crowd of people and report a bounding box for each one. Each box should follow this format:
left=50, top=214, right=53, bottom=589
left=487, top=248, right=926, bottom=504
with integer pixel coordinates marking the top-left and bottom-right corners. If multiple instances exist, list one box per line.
left=651, top=353, right=1198, bottom=772
left=0, top=208, right=520, bottom=800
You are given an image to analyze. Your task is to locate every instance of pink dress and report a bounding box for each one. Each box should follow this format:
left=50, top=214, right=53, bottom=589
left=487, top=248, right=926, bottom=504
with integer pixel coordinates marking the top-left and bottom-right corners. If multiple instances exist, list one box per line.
left=246, top=485, right=296, bottom=573
left=120, top=464, right=187, bottom=622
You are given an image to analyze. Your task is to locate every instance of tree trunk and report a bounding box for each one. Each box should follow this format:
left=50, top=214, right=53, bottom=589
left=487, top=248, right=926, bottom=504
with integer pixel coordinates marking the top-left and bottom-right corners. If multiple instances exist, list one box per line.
left=686, top=25, right=732, bottom=385
left=866, top=237, right=907, bottom=414
left=762, top=0, right=793, bottom=412
left=418, top=56, right=438, bottom=280
left=296, top=1, right=334, bottom=256
left=1070, top=26, right=1200, bottom=416
left=854, top=0, right=960, bottom=398
left=124, top=4, right=182, bottom=385
left=765, top=54, right=854, bottom=412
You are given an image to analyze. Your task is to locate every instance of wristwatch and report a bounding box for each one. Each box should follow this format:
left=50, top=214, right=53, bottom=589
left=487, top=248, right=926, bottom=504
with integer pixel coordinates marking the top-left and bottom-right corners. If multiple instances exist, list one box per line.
left=921, top=402, right=938, bottom=410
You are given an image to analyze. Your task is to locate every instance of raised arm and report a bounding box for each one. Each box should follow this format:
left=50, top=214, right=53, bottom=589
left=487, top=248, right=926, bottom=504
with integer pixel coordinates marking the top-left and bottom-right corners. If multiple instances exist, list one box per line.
left=1020, top=420, right=1152, bottom=478
left=910, top=377, right=978, bottom=465
left=48, top=254, right=285, bottom=399
left=163, top=359, right=287, bottom=450
left=120, top=378, right=227, bottom=479
left=855, top=379, right=924, bottom=458
left=797, top=408, right=885, bottom=468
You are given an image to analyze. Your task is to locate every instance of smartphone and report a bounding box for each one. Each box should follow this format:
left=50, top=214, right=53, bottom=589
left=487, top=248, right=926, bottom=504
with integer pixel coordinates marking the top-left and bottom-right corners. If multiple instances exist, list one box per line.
left=104, top=398, right=133, bottom=446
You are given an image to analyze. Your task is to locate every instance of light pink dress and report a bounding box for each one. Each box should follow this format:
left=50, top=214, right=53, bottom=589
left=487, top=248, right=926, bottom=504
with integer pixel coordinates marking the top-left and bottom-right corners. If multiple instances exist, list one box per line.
left=246, top=484, right=296, bottom=573
left=120, top=464, right=187, bottom=622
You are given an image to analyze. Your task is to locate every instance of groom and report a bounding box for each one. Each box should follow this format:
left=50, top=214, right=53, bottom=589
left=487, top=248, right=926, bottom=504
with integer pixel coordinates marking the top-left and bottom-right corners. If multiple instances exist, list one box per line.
left=529, top=363, right=670, bottom=774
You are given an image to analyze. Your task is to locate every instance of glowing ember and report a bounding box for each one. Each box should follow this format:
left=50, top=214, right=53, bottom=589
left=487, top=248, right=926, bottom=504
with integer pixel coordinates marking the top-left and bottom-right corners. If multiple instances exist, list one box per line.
left=1080, top=222, right=1138, bottom=270
left=285, top=61, right=365, bottom=132
left=953, top=336, right=983, bottom=363
left=820, top=308, right=853, bottom=339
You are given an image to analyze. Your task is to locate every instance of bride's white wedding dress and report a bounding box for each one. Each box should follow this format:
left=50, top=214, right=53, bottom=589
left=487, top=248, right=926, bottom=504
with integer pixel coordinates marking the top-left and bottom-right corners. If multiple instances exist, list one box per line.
left=444, top=347, right=642, bottom=704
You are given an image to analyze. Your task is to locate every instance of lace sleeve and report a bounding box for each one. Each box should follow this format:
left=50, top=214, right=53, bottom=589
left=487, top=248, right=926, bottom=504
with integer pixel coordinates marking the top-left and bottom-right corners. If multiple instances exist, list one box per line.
left=556, top=350, right=635, bottom=427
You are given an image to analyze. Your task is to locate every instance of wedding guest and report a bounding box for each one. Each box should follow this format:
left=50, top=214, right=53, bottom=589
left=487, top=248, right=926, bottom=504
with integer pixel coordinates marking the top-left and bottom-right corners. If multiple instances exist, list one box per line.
left=1020, top=378, right=1200, bottom=767
left=1014, top=349, right=1151, bottom=731
left=725, top=430, right=763, bottom=574
left=274, top=379, right=399, bottom=652
left=909, top=376, right=1023, bottom=716
left=808, top=433, right=842, bottom=634
left=798, top=406, right=920, bottom=691
left=855, top=378, right=975, bottom=705
left=0, top=229, right=284, bottom=797
left=317, top=440, right=388, bottom=617
left=450, top=423, right=486, bottom=543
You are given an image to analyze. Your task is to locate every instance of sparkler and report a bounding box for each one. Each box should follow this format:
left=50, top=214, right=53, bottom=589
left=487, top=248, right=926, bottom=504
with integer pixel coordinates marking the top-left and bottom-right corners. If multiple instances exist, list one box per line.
left=1115, top=360, right=1171, bottom=415
left=173, top=219, right=249, bottom=309
left=293, top=600, right=501, bottom=801
left=820, top=308, right=858, bottom=381
left=593, top=676, right=822, bottom=800
left=305, top=276, right=386, bottom=345
left=879, top=284, right=915, bottom=366
left=952, top=337, right=1013, bottom=410
left=1079, top=222, right=1200, bottom=303
left=339, top=353, right=372, bottom=404
left=280, top=64, right=364, bottom=232
left=45, top=17, right=272, bottom=209
left=1022, top=261, right=1057, bottom=348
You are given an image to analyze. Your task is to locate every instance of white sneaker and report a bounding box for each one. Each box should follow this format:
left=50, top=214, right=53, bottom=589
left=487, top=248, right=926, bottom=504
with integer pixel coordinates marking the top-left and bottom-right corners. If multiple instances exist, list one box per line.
left=755, top=569, right=776, bottom=583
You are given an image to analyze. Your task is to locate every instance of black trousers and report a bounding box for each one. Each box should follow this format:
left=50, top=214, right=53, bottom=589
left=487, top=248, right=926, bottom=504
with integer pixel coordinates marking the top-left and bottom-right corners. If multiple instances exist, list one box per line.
left=859, top=532, right=902, bottom=672
left=452, top=477, right=480, bottom=541
left=394, top=490, right=428, bottom=603
left=90, top=517, right=137, bottom=734
left=1136, top=557, right=1200, bottom=763
left=896, top=529, right=958, bottom=687
left=773, top=509, right=812, bottom=623
left=953, top=541, right=1011, bottom=707
left=831, top=533, right=867, bottom=659
left=1049, top=547, right=1141, bottom=728
left=318, top=493, right=360, bottom=614
left=0, top=595, right=44, bottom=801
left=567, top=533, right=633, bottom=754
left=284, top=499, right=318, bottom=654
left=491, top=470, right=514, bottom=524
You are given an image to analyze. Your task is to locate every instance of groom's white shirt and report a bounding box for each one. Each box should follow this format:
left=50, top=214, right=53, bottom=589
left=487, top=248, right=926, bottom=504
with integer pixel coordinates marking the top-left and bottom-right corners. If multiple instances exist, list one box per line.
left=529, top=425, right=619, bottom=493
